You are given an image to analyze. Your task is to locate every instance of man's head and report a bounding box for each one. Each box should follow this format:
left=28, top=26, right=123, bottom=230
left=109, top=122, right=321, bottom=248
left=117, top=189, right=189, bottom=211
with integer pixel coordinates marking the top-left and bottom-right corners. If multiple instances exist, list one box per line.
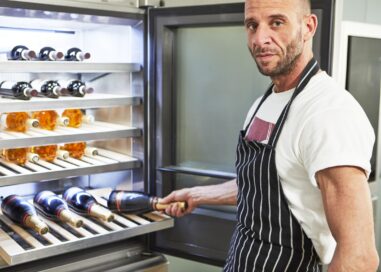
left=245, top=0, right=317, bottom=78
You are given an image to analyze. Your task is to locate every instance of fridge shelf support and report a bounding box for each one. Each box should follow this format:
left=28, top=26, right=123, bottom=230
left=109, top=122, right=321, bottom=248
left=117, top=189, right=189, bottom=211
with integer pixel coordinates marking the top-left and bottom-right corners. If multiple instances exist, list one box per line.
left=0, top=61, right=142, bottom=73
left=0, top=148, right=141, bottom=187
left=0, top=94, right=142, bottom=113
left=0, top=122, right=142, bottom=149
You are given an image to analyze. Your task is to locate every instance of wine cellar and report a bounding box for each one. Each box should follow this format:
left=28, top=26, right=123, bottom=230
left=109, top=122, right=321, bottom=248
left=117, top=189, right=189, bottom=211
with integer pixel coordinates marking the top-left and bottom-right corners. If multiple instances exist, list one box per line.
left=0, top=2, right=174, bottom=270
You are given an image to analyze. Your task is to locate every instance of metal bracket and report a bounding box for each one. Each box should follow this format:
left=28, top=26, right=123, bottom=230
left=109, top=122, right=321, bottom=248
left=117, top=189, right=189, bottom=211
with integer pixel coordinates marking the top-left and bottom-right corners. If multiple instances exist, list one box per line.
left=138, top=0, right=161, bottom=8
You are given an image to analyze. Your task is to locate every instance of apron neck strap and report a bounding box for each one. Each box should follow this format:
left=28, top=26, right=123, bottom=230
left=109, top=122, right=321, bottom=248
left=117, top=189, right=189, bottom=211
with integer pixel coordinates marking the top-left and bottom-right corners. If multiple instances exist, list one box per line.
left=267, top=58, right=320, bottom=147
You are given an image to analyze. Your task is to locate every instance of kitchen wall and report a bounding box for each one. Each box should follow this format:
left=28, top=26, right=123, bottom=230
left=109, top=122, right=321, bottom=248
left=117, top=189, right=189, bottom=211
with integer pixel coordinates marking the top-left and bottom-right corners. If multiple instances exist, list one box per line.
left=343, top=0, right=381, bottom=24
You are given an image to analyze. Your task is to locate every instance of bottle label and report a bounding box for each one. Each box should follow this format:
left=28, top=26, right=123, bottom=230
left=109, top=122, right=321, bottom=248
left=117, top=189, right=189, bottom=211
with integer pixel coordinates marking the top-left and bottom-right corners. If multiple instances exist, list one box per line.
left=84, top=147, right=98, bottom=157
left=0, top=81, right=15, bottom=89
left=26, top=118, right=39, bottom=128
left=82, top=115, right=95, bottom=124
left=0, top=114, right=8, bottom=128
left=57, top=150, right=69, bottom=160
left=27, top=152, right=39, bottom=163
left=58, top=117, right=69, bottom=126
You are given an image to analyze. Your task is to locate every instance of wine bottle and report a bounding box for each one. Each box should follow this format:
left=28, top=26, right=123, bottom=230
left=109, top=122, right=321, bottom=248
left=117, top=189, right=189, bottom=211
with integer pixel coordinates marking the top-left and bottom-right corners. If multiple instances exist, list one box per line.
left=2, top=148, right=39, bottom=165
left=63, top=187, right=114, bottom=222
left=64, top=47, right=91, bottom=61
left=57, top=79, right=93, bottom=97
left=32, top=110, right=69, bottom=130
left=38, top=47, right=64, bottom=61
left=1, top=195, right=49, bottom=235
left=34, top=191, right=83, bottom=228
left=30, top=79, right=68, bottom=99
left=62, top=109, right=94, bottom=128
left=32, top=145, right=69, bottom=162
left=108, top=191, right=187, bottom=213
left=60, top=142, right=98, bottom=159
left=0, top=81, right=38, bottom=100
left=0, top=112, right=39, bottom=132
left=7, top=45, right=36, bottom=61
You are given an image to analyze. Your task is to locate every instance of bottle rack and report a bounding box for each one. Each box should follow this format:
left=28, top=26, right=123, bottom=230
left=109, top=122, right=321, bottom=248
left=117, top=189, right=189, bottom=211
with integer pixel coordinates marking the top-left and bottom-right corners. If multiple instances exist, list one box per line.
left=0, top=188, right=173, bottom=266
left=0, top=61, right=143, bottom=188
left=0, top=148, right=141, bottom=186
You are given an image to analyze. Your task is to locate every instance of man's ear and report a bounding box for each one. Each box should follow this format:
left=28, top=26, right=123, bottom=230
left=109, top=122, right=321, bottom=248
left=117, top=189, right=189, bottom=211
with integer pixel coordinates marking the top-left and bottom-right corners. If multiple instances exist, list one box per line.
left=303, top=14, right=318, bottom=42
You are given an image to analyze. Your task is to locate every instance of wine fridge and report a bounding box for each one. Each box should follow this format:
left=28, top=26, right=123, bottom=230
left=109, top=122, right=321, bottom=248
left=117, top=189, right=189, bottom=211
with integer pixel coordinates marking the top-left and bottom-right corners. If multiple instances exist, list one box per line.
left=0, top=0, right=335, bottom=271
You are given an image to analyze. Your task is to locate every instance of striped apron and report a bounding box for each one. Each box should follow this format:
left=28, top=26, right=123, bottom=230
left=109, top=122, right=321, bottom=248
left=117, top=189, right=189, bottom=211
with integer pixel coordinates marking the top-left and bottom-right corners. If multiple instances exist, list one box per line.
left=224, top=59, right=321, bottom=272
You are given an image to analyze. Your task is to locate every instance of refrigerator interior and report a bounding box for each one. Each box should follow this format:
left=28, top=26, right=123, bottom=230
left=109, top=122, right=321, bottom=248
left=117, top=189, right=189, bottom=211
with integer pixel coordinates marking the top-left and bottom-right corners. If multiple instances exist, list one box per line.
left=0, top=4, right=170, bottom=270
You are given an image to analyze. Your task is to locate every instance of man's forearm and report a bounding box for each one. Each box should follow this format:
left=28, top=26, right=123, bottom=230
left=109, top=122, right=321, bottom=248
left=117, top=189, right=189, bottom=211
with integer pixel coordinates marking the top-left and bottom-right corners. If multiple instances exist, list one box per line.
left=191, top=179, right=237, bottom=206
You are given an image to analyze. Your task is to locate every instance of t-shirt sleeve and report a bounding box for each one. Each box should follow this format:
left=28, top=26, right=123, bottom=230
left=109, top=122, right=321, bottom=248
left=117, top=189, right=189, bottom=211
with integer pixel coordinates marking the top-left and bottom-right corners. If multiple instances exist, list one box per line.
left=299, top=107, right=375, bottom=187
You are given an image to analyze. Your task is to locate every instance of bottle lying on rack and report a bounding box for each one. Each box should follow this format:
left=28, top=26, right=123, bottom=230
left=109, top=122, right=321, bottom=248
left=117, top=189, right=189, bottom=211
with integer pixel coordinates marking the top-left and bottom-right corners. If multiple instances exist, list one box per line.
left=57, top=79, right=94, bottom=97
left=1, top=195, right=49, bottom=235
left=108, top=191, right=187, bottom=213
left=38, top=47, right=64, bottom=61
left=0, top=112, right=39, bottom=132
left=63, top=187, right=114, bottom=222
left=7, top=45, right=36, bottom=61
left=32, top=110, right=69, bottom=130
left=64, top=47, right=91, bottom=61
left=34, top=191, right=83, bottom=228
left=2, top=148, right=39, bottom=165
left=30, top=79, right=68, bottom=99
left=0, top=81, right=38, bottom=100
left=60, top=142, right=98, bottom=159
left=31, top=145, right=69, bottom=162
left=62, top=109, right=94, bottom=128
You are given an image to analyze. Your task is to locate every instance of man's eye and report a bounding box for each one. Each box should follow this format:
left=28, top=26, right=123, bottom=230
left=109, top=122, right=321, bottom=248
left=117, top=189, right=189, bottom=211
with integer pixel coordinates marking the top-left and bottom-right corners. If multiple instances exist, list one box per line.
left=272, top=21, right=283, bottom=27
left=247, top=23, right=257, bottom=31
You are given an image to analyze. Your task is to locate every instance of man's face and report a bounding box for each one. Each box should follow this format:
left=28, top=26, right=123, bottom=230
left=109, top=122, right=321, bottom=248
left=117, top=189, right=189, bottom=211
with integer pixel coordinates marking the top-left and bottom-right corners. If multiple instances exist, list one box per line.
left=245, top=0, right=306, bottom=77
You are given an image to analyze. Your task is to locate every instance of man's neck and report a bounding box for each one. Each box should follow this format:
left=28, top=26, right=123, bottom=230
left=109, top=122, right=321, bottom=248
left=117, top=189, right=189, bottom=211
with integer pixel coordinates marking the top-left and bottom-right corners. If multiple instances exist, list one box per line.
left=271, top=52, right=314, bottom=93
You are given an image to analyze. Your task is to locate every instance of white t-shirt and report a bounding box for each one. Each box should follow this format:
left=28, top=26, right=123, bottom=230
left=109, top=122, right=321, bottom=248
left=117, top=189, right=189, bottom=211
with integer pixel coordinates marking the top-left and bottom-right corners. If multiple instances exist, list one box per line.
left=243, top=71, right=375, bottom=264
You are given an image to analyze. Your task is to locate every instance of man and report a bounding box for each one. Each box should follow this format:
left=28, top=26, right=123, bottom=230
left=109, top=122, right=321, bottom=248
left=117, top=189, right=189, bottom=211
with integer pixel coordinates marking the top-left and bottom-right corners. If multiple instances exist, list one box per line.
left=160, top=0, right=379, bottom=271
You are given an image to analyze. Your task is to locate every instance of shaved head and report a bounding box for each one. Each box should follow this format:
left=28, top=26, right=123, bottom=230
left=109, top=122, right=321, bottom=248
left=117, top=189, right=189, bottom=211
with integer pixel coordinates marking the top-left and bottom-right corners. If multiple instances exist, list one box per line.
left=299, top=0, right=312, bottom=16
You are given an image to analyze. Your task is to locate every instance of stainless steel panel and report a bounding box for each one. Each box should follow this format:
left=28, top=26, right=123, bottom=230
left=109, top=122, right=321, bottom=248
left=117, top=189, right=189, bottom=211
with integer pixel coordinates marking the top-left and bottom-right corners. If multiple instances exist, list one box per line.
left=161, top=0, right=243, bottom=7
left=0, top=125, right=141, bottom=149
left=0, top=157, right=141, bottom=187
left=0, top=95, right=141, bottom=113
left=0, top=62, right=141, bottom=73
left=2, top=0, right=145, bottom=14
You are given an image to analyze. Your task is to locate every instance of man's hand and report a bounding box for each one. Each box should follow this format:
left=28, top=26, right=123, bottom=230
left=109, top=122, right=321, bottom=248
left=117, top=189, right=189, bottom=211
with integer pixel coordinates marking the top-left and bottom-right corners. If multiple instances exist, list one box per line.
left=316, top=166, right=379, bottom=271
left=159, top=179, right=238, bottom=217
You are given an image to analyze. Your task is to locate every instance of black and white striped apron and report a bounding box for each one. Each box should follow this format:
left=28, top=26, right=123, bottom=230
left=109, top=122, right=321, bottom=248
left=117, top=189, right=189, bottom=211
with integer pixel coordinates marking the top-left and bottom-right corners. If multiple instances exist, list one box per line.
left=224, top=58, right=321, bottom=272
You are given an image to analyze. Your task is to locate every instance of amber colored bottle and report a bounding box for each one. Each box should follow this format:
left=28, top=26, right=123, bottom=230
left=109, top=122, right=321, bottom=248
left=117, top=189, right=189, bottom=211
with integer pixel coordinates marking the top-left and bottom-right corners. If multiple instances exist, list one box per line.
left=32, top=145, right=69, bottom=162
left=32, top=145, right=57, bottom=162
left=60, top=142, right=98, bottom=159
left=2, top=148, right=39, bottom=165
left=62, top=109, right=94, bottom=128
left=32, top=110, right=69, bottom=130
left=1, top=112, right=39, bottom=132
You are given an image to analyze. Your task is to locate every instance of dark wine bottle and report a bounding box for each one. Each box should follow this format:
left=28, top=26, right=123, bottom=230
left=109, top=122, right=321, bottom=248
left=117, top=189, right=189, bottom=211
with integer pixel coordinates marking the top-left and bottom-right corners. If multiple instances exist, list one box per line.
left=57, top=79, right=93, bottom=97
left=34, top=191, right=83, bottom=228
left=64, top=47, right=91, bottom=61
left=1, top=195, right=49, bottom=235
left=30, top=79, right=68, bottom=99
left=63, top=187, right=114, bottom=222
left=107, top=191, right=187, bottom=213
left=0, top=81, right=38, bottom=100
left=7, top=45, right=36, bottom=60
left=38, top=47, right=64, bottom=61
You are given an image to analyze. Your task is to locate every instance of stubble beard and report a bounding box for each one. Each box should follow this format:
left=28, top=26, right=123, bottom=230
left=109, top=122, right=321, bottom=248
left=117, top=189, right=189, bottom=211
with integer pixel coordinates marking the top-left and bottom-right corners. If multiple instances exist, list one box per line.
left=250, top=30, right=304, bottom=77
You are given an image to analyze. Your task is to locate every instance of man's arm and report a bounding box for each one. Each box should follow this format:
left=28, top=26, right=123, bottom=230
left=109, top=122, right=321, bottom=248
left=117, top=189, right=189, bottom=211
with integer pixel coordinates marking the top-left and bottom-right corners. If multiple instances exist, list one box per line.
left=160, top=179, right=237, bottom=217
left=316, top=166, right=379, bottom=271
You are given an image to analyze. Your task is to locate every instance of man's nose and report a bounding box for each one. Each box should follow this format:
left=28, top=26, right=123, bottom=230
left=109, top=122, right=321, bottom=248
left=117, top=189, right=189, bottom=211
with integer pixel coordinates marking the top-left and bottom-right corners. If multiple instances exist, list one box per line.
left=252, top=25, right=271, bottom=47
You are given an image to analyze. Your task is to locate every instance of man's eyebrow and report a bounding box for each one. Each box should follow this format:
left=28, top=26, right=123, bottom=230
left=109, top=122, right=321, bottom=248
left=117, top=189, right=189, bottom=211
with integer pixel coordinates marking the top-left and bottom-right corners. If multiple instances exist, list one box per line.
left=268, top=14, right=288, bottom=20
left=244, top=18, right=256, bottom=25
